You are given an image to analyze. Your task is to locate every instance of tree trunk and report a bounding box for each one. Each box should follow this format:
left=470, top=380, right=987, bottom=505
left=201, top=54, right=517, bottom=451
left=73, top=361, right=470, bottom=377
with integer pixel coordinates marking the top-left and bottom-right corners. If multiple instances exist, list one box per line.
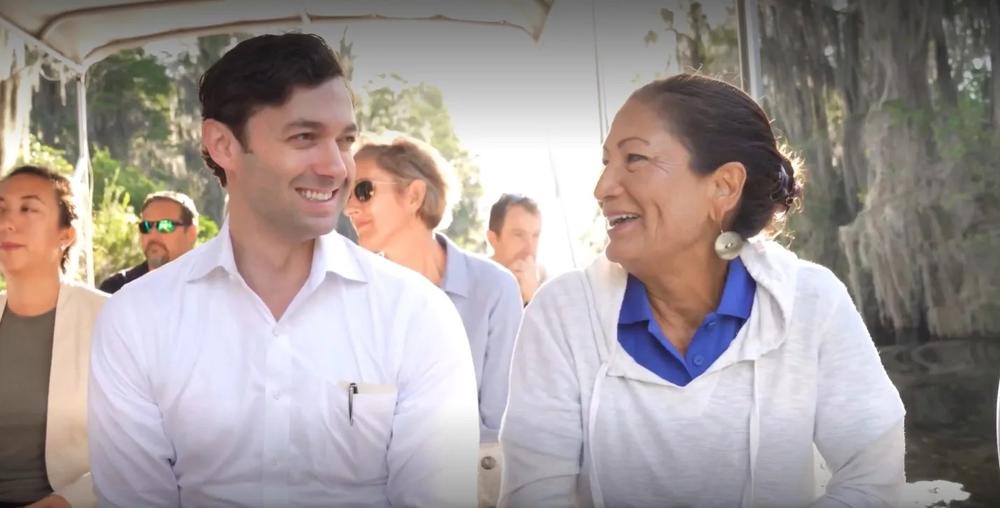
left=989, top=0, right=1000, bottom=128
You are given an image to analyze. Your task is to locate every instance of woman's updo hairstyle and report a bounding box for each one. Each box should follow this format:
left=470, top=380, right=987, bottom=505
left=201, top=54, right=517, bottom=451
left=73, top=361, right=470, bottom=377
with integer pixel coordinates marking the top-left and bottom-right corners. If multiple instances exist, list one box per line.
left=631, top=73, right=805, bottom=238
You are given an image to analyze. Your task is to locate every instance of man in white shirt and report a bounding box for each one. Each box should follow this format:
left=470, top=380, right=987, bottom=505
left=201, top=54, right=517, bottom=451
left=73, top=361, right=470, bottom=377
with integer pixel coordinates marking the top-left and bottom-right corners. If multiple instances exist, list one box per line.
left=88, top=33, right=480, bottom=508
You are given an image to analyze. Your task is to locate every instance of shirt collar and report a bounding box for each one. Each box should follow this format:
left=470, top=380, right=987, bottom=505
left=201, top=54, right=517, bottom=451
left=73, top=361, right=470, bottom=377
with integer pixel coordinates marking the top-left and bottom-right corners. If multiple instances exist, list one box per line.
left=618, top=258, right=756, bottom=325
left=185, top=220, right=367, bottom=284
left=619, top=274, right=652, bottom=325
left=437, top=233, right=470, bottom=299
left=716, top=257, right=756, bottom=320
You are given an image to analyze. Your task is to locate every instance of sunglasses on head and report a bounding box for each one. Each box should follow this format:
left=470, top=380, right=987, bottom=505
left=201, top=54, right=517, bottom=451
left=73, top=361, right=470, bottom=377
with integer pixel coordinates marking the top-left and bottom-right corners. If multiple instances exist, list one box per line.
left=352, top=179, right=402, bottom=203
left=138, top=219, right=188, bottom=234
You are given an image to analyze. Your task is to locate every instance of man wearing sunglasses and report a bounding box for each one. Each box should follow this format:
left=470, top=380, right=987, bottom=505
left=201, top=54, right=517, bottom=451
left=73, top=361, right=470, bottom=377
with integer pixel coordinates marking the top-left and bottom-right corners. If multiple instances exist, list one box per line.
left=98, top=191, right=199, bottom=294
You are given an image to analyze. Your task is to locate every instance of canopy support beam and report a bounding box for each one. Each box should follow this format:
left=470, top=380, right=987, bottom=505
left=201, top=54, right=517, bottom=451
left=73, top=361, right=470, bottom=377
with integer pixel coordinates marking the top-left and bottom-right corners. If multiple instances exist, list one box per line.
left=737, top=0, right=763, bottom=101
left=72, top=73, right=94, bottom=285
left=0, top=14, right=84, bottom=75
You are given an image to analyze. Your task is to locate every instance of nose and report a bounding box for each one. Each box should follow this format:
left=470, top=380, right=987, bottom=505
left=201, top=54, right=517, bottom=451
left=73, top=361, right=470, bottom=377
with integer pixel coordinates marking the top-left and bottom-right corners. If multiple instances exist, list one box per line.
left=0, top=211, right=14, bottom=232
left=313, top=139, right=349, bottom=181
left=593, top=163, right=622, bottom=206
left=142, top=229, right=160, bottom=243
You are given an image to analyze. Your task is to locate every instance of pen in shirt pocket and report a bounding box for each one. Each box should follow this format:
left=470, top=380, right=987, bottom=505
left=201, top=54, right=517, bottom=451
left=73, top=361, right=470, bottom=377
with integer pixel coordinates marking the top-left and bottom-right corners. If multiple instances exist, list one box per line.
left=347, top=382, right=358, bottom=426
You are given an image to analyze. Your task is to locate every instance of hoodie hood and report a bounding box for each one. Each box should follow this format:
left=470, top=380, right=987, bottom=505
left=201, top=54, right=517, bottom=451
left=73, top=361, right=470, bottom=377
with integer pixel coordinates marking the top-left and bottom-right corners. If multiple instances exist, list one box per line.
left=583, top=237, right=800, bottom=385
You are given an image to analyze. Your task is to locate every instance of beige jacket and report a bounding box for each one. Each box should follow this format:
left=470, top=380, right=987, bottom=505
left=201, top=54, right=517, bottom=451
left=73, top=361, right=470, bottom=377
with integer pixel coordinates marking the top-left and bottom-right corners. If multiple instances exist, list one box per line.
left=0, top=281, right=107, bottom=508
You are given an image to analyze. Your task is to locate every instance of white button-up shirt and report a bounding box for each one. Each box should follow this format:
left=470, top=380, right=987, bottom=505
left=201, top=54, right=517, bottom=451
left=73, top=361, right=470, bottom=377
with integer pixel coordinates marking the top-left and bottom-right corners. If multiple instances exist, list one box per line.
left=88, top=224, right=480, bottom=508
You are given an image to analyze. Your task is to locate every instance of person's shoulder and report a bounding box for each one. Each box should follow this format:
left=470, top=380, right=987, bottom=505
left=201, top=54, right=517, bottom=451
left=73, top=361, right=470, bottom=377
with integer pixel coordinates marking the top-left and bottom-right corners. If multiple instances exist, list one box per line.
left=745, top=239, right=847, bottom=301
left=526, top=267, right=588, bottom=312
left=60, top=279, right=110, bottom=309
left=462, top=250, right=520, bottom=295
left=97, top=269, right=128, bottom=292
left=341, top=239, right=446, bottom=300
left=109, top=244, right=207, bottom=305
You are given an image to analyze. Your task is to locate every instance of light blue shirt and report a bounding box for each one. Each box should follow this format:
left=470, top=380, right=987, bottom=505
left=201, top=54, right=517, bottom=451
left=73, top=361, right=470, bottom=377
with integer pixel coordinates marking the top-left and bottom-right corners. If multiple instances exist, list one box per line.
left=437, top=233, right=523, bottom=443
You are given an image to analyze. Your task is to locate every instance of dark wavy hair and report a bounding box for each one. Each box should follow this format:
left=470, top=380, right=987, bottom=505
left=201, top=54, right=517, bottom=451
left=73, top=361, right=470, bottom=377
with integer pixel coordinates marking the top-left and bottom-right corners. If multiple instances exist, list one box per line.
left=199, top=32, right=346, bottom=187
left=631, top=74, right=805, bottom=238
left=2, top=165, right=78, bottom=272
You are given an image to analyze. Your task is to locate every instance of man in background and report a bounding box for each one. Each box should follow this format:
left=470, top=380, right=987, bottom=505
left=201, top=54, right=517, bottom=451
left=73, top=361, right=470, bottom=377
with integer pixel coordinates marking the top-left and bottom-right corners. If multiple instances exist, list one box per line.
left=98, top=191, right=198, bottom=293
left=487, top=193, right=543, bottom=305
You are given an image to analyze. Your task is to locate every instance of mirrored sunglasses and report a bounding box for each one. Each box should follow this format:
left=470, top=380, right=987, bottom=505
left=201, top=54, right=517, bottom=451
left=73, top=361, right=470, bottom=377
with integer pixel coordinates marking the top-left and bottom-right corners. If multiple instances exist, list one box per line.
left=138, top=219, right=188, bottom=234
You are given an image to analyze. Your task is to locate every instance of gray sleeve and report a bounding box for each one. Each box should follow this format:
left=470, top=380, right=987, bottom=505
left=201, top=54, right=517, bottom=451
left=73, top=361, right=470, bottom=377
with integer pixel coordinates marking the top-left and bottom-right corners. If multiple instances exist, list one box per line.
left=812, top=280, right=906, bottom=508
left=499, top=283, right=583, bottom=508
left=811, top=421, right=905, bottom=508
left=478, top=269, right=524, bottom=441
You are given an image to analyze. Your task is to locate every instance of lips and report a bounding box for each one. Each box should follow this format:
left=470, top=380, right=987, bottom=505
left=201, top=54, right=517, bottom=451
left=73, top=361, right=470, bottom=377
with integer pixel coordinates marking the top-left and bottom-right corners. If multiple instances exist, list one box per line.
left=604, top=211, right=641, bottom=230
left=0, top=241, right=24, bottom=251
left=296, top=188, right=337, bottom=202
left=352, top=219, right=372, bottom=232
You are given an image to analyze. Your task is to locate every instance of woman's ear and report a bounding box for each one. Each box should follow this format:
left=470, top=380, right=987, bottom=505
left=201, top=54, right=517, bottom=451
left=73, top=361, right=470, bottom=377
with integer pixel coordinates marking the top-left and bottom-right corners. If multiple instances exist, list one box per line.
left=405, top=179, right=427, bottom=215
left=710, top=162, right=747, bottom=225
left=60, top=226, right=77, bottom=251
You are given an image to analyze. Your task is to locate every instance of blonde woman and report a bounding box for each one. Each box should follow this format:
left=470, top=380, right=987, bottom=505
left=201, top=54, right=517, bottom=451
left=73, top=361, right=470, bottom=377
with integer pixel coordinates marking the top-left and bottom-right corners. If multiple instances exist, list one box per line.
left=346, top=134, right=522, bottom=506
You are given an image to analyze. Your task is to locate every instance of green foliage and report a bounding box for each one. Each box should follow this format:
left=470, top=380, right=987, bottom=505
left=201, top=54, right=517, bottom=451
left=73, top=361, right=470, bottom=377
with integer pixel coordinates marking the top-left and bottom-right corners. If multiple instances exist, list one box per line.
left=16, top=135, right=74, bottom=175
left=92, top=169, right=143, bottom=284
left=357, top=74, right=485, bottom=252
left=91, top=147, right=159, bottom=211
left=197, top=215, right=219, bottom=245
left=88, top=49, right=174, bottom=145
left=651, top=2, right=740, bottom=83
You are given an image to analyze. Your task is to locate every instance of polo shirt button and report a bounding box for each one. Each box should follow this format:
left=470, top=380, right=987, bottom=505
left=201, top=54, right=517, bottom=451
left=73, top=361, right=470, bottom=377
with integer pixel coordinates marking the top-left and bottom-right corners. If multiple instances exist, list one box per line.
left=693, top=355, right=705, bottom=366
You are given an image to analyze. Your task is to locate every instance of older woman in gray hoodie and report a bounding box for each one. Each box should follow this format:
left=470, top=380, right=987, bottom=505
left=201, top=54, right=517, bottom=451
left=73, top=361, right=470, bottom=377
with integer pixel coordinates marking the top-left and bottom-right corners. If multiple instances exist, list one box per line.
left=500, top=74, right=905, bottom=508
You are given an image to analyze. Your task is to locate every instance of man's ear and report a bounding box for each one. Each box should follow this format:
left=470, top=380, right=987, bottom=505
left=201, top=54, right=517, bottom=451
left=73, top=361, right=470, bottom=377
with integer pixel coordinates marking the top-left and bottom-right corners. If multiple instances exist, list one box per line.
left=202, top=119, right=241, bottom=181
left=186, top=222, right=199, bottom=246
left=487, top=230, right=499, bottom=251
left=708, top=162, right=747, bottom=225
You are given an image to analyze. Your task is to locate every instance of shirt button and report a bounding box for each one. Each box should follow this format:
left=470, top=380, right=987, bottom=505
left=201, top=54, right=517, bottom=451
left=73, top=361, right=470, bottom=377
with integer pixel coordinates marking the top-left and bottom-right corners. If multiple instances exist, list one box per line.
left=481, top=456, right=497, bottom=470
left=706, top=320, right=717, bottom=328
left=692, top=355, right=705, bottom=366
left=272, top=392, right=281, bottom=400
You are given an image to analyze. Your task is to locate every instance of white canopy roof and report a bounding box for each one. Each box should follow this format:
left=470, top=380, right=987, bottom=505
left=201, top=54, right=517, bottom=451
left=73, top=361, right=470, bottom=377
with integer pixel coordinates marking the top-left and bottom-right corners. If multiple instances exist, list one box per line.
left=0, top=0, right=553, bottom=72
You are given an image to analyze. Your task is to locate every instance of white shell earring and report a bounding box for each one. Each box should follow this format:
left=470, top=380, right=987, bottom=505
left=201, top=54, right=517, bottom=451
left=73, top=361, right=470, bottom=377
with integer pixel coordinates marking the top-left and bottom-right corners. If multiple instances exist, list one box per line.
left=714, top=230, right=744, bottom=260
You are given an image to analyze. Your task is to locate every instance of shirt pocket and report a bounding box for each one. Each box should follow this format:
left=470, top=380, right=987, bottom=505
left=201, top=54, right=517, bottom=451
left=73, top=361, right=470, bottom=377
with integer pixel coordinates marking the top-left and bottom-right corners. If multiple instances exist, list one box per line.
left=332, top=380, right=398, bottom=482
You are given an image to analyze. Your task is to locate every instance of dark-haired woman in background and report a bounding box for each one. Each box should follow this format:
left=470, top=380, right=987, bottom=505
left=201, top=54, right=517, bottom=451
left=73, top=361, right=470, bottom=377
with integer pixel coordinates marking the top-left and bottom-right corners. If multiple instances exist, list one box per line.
left=0, top=166, right=106, bottom=508
left=500, top=75, right=905, bottom=507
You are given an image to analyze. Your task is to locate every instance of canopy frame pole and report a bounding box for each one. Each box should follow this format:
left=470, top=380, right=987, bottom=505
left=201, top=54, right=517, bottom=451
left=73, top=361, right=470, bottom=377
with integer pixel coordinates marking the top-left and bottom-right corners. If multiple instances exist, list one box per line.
left=737, top=0, right=763, bottom=101
left=72, top=73, right=94, bottom=285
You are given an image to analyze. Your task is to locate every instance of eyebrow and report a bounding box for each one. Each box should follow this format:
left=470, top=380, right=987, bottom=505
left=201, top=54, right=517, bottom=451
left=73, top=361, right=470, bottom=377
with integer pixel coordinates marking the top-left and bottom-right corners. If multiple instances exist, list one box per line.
left=617, top=136, right=650, bottom=147
left=282, top=120, right=326, bottom=134
left=602, top=136, right=650, bottom=152
left=282, top=120, right=359, bottom=137
left=0, top=194, right=44, bottom=203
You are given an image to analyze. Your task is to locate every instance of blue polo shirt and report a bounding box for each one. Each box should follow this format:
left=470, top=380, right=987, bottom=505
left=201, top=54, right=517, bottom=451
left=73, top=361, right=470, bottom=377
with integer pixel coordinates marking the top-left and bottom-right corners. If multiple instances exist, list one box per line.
left=618, top=258, right=756, bottom=386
